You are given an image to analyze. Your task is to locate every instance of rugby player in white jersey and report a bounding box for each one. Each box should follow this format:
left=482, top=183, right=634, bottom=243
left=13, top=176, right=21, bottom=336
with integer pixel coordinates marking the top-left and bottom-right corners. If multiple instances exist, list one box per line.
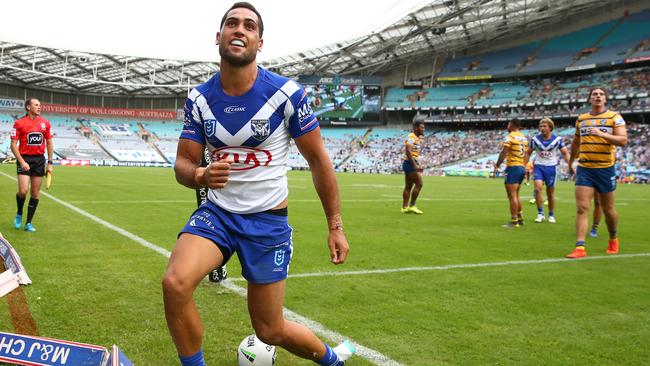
left=162, top=3, right=354, bottom=365
left=525, top=118, right=572, bottom=223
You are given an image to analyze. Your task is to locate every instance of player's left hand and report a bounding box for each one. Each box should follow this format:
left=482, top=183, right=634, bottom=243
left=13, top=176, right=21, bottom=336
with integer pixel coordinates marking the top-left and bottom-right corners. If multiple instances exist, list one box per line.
left=328, top=230, right=349, bottom=265
left=46, top=164, right=53, bottom=174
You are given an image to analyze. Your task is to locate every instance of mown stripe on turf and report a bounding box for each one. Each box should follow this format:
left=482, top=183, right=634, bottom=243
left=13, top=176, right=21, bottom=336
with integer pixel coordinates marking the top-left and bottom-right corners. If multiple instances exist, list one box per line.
left=0, top=171, right=402, bottom=366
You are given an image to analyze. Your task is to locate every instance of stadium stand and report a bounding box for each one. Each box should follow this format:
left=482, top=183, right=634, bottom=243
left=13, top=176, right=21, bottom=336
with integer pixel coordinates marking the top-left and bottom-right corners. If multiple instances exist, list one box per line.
left=0, top=113, right=15, bottom=158
left=140, top=121, right=182, bottom=163
left=388, top=66, right=649, bottom=122
left=437, top=9, right=650, bottom=79
left=0, top=7, right=648, bottom=182
left=574, top=10, right=650, bottom=66
left=439, top=41, right=544, bottom=78
left=79, top=119, right=165, bottom=162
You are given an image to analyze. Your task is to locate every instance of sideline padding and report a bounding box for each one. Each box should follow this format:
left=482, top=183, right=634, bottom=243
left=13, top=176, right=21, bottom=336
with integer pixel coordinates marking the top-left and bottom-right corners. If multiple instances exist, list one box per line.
left=0, top=332, right=133, bottom=366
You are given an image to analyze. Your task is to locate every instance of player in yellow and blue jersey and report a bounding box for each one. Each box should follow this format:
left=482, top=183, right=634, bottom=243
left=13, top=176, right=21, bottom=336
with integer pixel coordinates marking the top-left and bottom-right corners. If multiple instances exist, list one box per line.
left=566, top=87, right=627, bottom=258
left=493, top=118, right=528, bottom=228
left=401, top=122, right=425, bottom=214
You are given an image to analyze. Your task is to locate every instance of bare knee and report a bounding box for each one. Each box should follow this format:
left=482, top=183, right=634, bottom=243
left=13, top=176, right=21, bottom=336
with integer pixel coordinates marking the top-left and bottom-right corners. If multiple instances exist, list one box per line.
left=162, top=270, right=195, bottom=302
left=602, top=206, right=617, bottom=218
left=576, top=203, right=590, bottom=215
left=252, top=321, right=285, bottom=346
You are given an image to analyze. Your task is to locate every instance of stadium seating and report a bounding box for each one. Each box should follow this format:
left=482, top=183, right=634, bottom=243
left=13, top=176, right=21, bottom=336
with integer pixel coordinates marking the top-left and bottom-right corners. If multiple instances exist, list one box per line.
left=2, top=9, right=648, bottom=179
left=139, top=121, right=183, bottom=163
left=141, top=121, right=181, bottom=139
left=436, top=9, right=650, bottom=77
left=575, top=11, right=650, bottom=66
left=439, top=42, right=543, bottom=78
left=387, top=65, right=648, bottom=115
left=0, top=115, right=13, bottom=157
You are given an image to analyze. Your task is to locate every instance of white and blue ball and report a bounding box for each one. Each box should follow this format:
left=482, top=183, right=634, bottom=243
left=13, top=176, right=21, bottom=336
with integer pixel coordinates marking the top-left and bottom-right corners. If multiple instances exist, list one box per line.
left=238, top=334, right=276, bottom=366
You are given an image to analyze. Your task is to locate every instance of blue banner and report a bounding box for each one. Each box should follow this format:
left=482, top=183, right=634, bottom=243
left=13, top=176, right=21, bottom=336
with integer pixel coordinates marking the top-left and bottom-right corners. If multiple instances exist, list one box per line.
left=0, top=332, right=108, bottom=366
left=0, top=98, right=24, bottom=110
left=107, top=345, right=133, bottom=366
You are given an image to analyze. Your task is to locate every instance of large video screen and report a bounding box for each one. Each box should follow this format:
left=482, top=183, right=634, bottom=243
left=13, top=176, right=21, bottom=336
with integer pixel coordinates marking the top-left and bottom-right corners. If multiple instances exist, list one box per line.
left=303, top=83, right=381, bottom=122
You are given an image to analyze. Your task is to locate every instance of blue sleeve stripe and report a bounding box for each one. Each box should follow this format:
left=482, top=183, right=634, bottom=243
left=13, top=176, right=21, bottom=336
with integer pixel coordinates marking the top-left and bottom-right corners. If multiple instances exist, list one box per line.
left=179, top=134, right=205, bottom=145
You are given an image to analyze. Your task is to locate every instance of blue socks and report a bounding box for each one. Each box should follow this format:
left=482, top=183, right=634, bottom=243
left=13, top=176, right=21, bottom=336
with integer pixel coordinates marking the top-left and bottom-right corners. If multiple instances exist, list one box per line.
left=317, top=343, right=341, bottom=366
left=179, top=350, right=205, bottom=366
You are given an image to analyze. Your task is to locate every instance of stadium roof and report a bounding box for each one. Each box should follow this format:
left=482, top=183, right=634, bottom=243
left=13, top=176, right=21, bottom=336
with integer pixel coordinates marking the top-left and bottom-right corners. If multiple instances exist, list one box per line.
left=0, top=0, right=641, bottom=96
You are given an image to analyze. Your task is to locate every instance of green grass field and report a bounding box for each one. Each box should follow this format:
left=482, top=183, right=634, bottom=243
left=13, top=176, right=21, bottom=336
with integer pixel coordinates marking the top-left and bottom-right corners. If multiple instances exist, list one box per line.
left=318, top=93, right=363, bottom=120
left=0, top=165, right=649, bottom=365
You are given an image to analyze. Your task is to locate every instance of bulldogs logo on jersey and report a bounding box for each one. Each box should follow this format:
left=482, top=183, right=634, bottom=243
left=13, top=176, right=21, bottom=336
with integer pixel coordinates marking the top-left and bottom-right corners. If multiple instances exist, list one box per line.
left=251, top=119, right=270, bottom=141
left=27, top=132, right=43, bottom=145
left=204, top=119, right=217, bottom=138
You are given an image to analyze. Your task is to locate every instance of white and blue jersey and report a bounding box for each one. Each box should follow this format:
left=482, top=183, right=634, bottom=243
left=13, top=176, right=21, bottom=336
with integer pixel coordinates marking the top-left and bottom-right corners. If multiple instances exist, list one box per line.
left=530, top=134, right=565, bottom=166
left=180, top=67, right=318, bottom=214
left=531, top=134, right=565, bottom=187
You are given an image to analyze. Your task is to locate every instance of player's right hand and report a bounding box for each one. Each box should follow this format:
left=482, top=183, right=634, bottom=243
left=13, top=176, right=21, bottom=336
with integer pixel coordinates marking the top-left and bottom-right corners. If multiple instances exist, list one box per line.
left=196, top=159, right=233, bottom=189
left=20, top=161, right=30, bottom=171
left=328, top=230, right=349, bottom=265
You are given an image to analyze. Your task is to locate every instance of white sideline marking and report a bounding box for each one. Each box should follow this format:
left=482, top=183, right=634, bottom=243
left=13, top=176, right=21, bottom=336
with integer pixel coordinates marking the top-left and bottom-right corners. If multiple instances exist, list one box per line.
left=0, top=171, right=401, bottom=366
left=68, top=200, right=194, bottom=204
left=225, top=253, right=650, bottom=282
left=0, top=173, right=172, bottom=257
left=274, top=253, right=650, bottom=280
left=58, top=183, right=174, bottom=186
left=351, top=184, right=404, bottom=189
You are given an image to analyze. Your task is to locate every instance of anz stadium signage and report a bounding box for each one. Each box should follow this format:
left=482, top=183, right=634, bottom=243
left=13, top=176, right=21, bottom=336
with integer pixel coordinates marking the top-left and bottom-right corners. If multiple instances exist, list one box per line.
left=297, top=75, right=382, bottom=85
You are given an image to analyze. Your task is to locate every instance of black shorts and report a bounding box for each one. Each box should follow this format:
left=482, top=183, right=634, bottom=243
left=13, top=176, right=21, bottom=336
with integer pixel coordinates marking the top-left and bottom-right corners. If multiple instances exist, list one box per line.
left=17, top=155, right=46, bottom=177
